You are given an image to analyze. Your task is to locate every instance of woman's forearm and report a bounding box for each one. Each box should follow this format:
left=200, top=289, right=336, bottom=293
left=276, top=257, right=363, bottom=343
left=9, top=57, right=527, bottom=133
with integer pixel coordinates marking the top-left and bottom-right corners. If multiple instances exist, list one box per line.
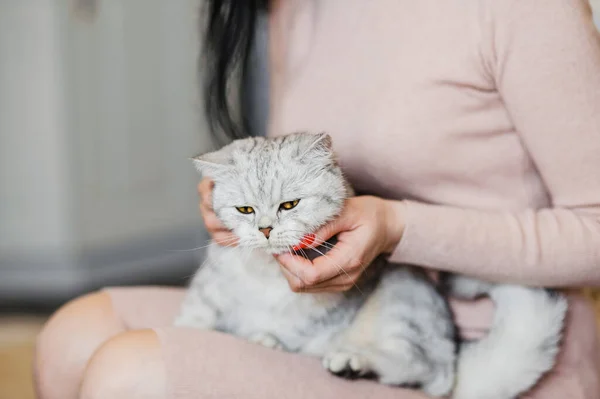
left=387, top=199, right=600, bottom=287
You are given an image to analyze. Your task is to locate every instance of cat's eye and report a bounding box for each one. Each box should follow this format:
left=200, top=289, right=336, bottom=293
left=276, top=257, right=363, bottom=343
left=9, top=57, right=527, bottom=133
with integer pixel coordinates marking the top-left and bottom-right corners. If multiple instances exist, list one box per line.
left=236, top=206, right=255, bottom=214
left=279, top=199, right=300, bottom=211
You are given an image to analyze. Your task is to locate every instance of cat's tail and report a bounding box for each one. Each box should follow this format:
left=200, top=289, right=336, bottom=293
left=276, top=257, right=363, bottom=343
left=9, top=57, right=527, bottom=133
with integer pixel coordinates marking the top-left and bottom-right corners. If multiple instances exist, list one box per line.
left=443, top=275, right=568, bottom=399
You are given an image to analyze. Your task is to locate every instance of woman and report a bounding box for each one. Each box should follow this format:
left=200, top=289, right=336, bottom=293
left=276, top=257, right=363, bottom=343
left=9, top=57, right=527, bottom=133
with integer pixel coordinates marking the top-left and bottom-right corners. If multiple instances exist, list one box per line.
left=35, top=0, right=600, bottom=398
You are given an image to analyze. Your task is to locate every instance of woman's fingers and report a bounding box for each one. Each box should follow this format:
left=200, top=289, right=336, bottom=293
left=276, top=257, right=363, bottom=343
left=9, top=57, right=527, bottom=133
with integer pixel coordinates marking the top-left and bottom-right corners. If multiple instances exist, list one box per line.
left=197, top=178, right=237, bottom=247
left=277, top=254, right=334, bottom=287
left=302, top=269, right=362, bottom=290
left=275, top=198, right=377, bottom=292
left=277, top=240, right=362, bottom=288
left=311, top=212, right=353, bottom=247
left=201, top=206, right=227, bottom=232
left=204, top=211, right=237, bottom=246
left=197, top=178, right=227, bottom=232
left=197, top=178, right=214, bottom=208
left=280, top=264, right=354, bottom=293
left=311, top=237, right=363, bottom=280
left=279, top=263, right=308, bottom=292
left=213, top=231, right=239, bottom=247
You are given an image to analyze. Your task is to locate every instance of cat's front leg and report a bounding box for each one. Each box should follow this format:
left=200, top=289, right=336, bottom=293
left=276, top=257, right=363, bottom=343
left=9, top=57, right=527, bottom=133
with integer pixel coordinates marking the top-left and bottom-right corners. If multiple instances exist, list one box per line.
left=323, top=266, right=456, bottom=397
left=248, top=332, right=286, bottom=350
left=173, top=290, right=219, bottom=329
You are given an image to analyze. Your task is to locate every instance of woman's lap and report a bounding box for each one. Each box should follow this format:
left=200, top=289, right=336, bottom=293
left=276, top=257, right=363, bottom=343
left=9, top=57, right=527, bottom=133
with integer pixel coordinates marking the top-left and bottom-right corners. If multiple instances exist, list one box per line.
left=156, top=328, right=430, bottom=399
left=106, top=286, right=425, bottom=398
left=106, top=286, right=185, bottom=330
left=105, top=286, right=600, bottom=399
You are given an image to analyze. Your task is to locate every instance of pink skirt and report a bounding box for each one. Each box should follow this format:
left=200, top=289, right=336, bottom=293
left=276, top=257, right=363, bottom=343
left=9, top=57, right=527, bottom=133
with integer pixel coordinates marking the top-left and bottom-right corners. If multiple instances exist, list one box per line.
left=106, top=286, right=600, bottom=399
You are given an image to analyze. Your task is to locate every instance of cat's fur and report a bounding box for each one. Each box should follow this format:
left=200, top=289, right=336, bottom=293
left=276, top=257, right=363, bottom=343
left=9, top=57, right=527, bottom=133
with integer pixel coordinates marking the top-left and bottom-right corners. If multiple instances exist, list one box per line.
left=176, top=132, right=567, bottom=399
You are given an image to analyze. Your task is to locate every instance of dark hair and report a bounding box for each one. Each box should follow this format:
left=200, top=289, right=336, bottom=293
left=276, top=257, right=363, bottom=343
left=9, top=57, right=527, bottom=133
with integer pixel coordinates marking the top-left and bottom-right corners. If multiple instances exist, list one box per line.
left=202, top=0, right=269, bottom=144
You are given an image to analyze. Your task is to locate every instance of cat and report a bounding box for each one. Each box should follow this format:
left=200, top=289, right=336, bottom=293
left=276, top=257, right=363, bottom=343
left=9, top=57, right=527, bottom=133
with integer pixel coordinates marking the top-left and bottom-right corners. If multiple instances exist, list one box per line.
left=175, top=132, right=567, bottom=399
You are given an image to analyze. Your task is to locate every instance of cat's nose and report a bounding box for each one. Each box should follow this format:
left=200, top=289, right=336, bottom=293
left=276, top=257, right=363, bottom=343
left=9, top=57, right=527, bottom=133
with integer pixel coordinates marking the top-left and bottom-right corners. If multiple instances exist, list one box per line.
left=259, top=226, right=273, bottom=239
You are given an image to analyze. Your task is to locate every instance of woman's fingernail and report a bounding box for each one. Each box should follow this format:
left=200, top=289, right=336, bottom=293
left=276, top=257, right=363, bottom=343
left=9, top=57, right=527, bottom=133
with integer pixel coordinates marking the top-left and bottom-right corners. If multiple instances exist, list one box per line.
left=292, top=233, right=316, bottom=251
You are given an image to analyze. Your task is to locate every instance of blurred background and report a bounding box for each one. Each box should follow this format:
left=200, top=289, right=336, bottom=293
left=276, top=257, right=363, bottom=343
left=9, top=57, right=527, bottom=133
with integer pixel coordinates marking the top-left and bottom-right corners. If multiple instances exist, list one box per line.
left=0, top=1, right=598, bottom=398
left=1, top=0, right=208, bottom=309
left=0, top=0, right=272, bottom=397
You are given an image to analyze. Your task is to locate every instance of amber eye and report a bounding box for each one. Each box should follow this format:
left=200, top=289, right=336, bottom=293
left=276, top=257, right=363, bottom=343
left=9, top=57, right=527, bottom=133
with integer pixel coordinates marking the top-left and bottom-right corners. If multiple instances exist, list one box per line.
left=279, top=199, right=300, bottom=211
left=236, top=206, right=255, bottom=214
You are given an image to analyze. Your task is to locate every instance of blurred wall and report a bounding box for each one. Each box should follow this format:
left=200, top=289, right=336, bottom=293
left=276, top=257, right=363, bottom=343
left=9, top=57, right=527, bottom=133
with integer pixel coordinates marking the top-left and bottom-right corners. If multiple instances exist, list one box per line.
left=0, top=0, right=212, bottom=304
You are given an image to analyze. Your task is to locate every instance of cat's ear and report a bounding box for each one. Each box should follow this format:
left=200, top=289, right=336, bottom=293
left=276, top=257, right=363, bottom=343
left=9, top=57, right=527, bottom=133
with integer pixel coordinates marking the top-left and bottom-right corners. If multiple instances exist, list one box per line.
left=295, top=132, right=334, bottom=163
left=190, top=147, right=233, bottom=177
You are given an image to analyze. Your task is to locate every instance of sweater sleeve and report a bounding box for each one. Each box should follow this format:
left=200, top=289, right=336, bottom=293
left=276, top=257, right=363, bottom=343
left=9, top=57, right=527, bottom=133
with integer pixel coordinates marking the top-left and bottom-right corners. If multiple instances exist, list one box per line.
left=389, top=0, right=600, bottom=287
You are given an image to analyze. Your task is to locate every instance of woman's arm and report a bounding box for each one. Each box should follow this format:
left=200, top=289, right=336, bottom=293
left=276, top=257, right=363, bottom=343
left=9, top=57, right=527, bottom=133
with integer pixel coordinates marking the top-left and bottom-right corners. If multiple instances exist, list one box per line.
left=389, top=0, right=600, bottom=287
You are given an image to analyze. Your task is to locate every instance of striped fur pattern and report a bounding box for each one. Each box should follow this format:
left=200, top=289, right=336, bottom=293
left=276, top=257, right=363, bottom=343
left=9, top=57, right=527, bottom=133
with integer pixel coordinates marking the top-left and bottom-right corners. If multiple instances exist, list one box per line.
left=175, top=132, right=567, bottom=398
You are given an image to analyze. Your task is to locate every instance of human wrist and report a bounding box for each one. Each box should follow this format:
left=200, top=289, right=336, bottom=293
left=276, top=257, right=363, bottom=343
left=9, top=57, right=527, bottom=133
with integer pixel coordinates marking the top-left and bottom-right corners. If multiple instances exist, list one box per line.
left=382, top=199, right=406, bottom=254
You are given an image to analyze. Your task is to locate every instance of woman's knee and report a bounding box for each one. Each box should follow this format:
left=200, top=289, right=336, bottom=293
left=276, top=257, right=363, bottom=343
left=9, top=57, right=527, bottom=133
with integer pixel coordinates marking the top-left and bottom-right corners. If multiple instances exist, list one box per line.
left=35, top=290, right=125, bottom=399
left=80, top=329, right=167, bottom=399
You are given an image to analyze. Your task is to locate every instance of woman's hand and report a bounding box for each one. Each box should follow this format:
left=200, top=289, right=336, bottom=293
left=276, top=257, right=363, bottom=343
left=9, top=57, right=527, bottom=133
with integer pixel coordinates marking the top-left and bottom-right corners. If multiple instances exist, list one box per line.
left=198, top=178, right=238, bottom=246
left=276, top=196, right=405, bottom=293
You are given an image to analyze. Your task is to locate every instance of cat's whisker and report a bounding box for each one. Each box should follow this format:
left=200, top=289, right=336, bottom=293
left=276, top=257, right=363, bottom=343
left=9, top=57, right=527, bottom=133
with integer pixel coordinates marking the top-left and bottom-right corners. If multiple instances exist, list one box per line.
left=179, top=255, right=212, bottom=282
left=285, top=230, right=336, bottom=250
left=179, top=272, right=196, bottom=282
left=303, top=238, right=335, bottom=251
left=216, top=242, right=243, bottom=252
left=241, top=247, right=258, bottom=273
left=215, top=236, right=241, bottom=246
left=296, top=246, right=328, bottom=300
left=294, top=232, right=370, bottom=277
left=296, top=247, right=329, bottom=304
left=286, top=246, right=307, bottom=294
left=169, top=236, right=239, bottom=252
left=319, top=244, right=369, bottom=281
left=168, top=242, right=216, bottom=252
left=309, top=247, right=364, bottom=295
left=314, top=242, right=370, bottom=278
left=284, top=231, right=370, bottom=283
left=298, top=247, right=309, bottom=260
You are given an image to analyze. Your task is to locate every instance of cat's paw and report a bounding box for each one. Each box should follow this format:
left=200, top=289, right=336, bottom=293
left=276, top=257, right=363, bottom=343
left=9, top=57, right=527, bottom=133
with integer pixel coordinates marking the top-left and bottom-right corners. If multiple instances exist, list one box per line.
left=173, top=304, right=218, bottom=329
left=323, top=344, right=454, bottom=397
left=322, top=350, right=374, bottom=379
left=248, top=332, right=284, bottom=350
left=173, top=314, right=214, bottom=329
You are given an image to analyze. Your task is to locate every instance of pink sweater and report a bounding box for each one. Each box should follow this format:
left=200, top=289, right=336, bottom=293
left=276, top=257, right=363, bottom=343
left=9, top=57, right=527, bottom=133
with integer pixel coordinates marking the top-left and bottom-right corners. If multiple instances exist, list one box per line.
left=269, top=0, right=600, bottom=287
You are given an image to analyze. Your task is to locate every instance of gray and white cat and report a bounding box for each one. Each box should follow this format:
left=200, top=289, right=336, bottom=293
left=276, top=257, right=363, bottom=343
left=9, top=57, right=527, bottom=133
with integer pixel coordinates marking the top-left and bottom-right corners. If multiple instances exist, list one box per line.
left=175, top=132, right=567, bottom=399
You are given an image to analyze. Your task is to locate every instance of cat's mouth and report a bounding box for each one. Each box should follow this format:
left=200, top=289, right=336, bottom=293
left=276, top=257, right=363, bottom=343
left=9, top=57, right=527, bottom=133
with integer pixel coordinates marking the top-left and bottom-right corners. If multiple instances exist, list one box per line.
left=249, top=234, right=315, bottom=256
left=262, top=234, right=336, bottom=259
left=262, top=245, right=303, bottom=256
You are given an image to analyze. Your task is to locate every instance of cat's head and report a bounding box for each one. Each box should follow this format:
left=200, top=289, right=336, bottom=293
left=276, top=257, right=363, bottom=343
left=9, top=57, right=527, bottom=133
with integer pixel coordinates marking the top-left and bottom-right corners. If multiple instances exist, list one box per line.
left=192, top=132, right=348, bottom=254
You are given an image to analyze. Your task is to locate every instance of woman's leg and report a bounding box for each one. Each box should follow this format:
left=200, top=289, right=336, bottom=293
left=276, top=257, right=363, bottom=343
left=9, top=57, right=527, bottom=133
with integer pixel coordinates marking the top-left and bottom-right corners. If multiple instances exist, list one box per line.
left=35, top=291, right=125, bottom=399
left=153, top=328, right=430, bottom=399
left=35, top=286, right=430, bottom=399
left=40, top=289, right=598, bottom=399
left=70, top=326, right=432, bottom=399
left=34, top=287, right=185, bottom=399
left=79, top=329, right=166, bottom=399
